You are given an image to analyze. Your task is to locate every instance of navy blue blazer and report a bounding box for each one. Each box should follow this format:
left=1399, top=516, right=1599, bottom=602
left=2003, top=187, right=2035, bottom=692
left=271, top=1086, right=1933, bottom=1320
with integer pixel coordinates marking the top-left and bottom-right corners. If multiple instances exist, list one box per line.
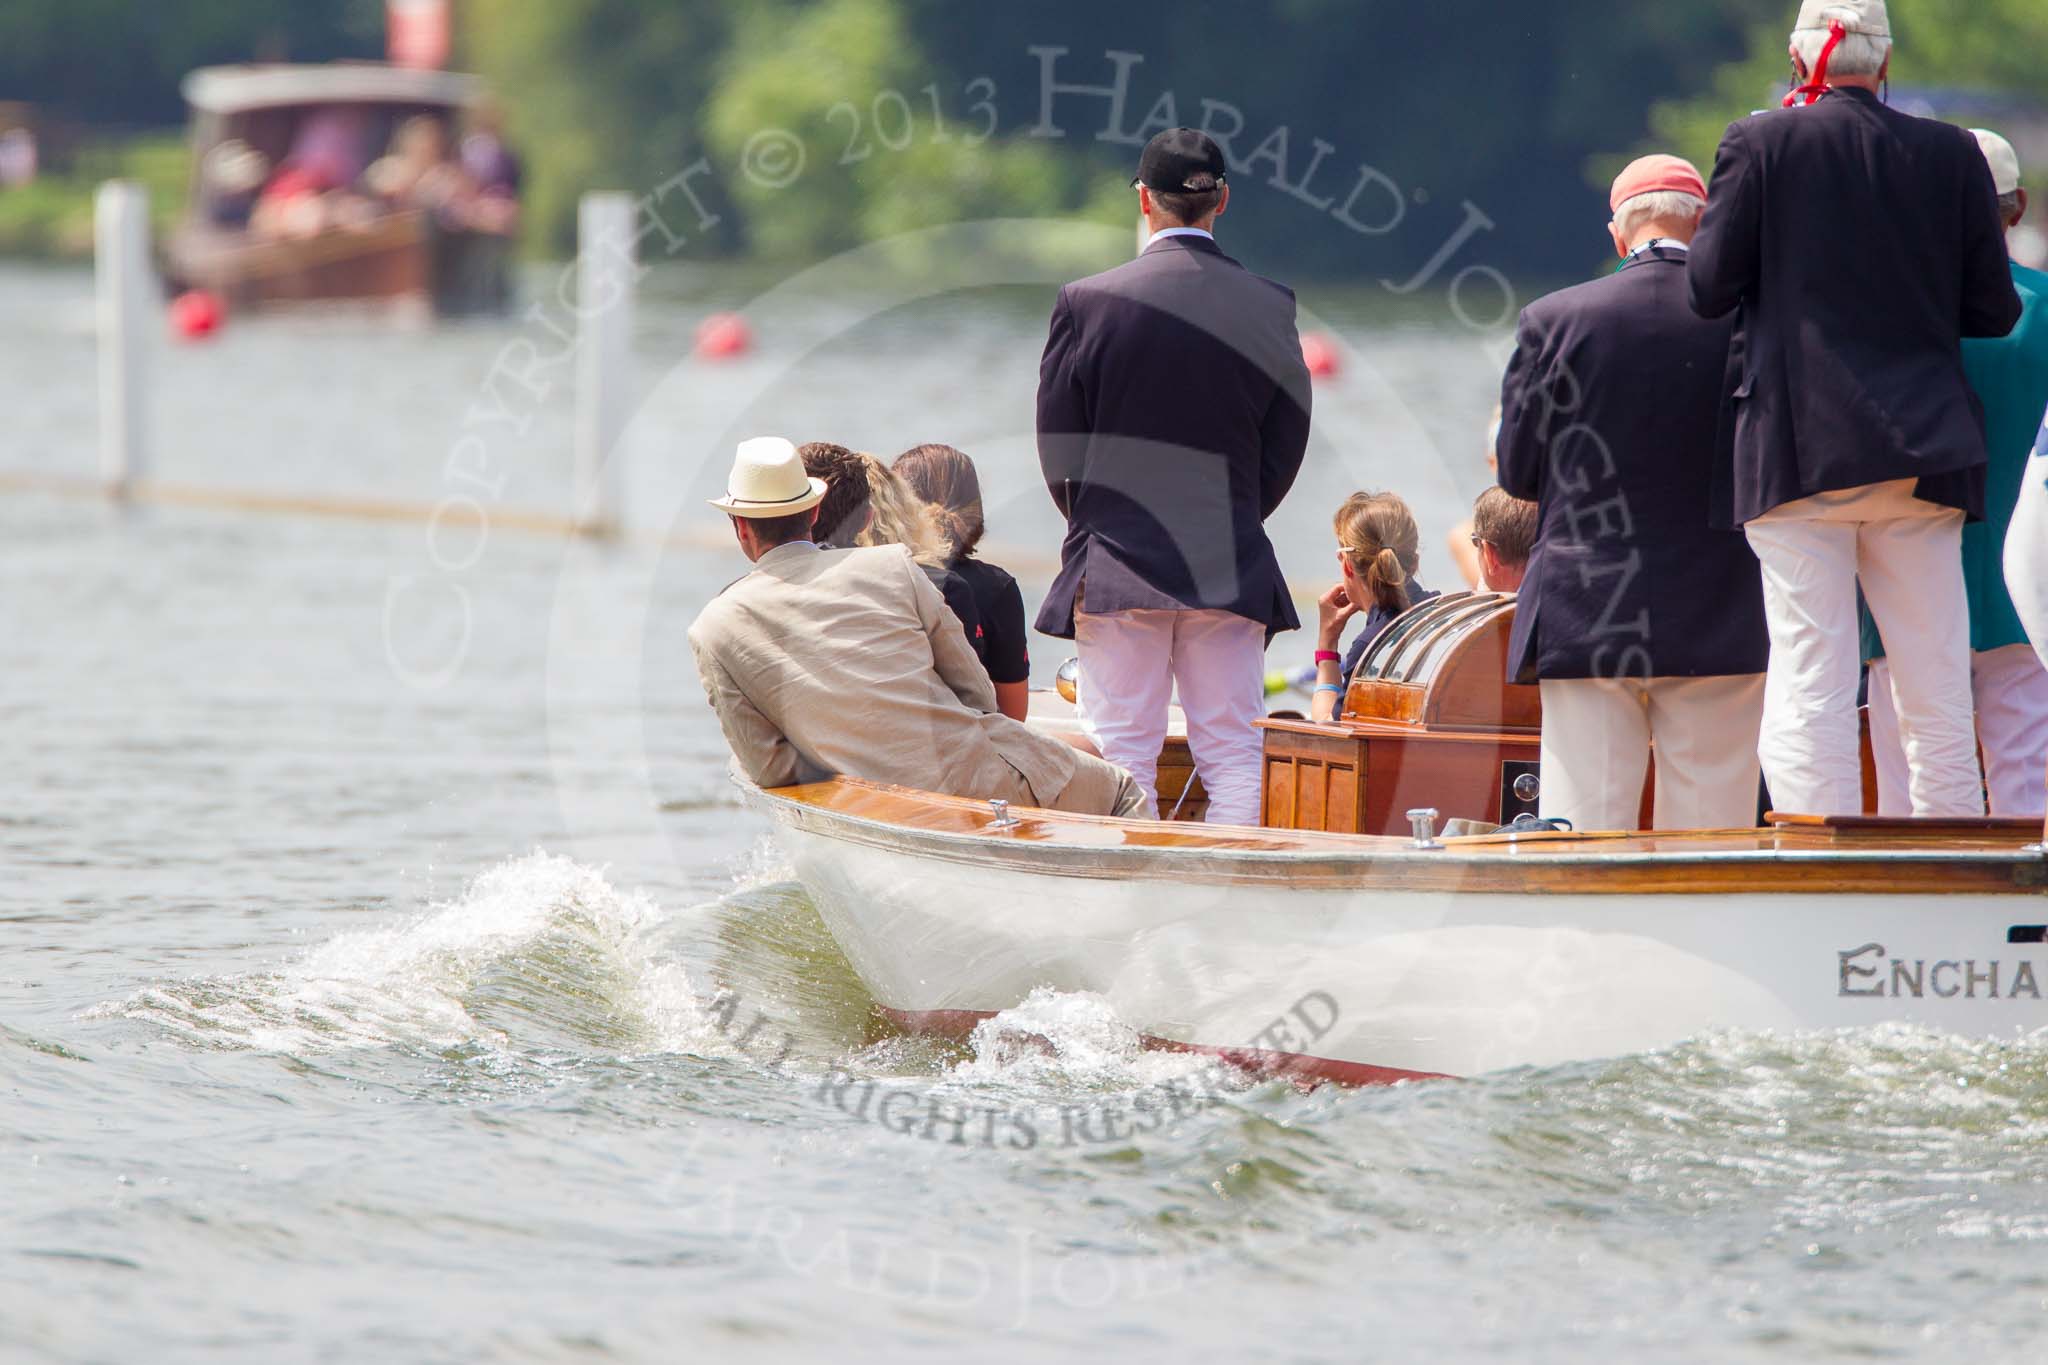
left=1689, top=88, right=2022, bottom=527
left=1499, top=247, right=1769, bottom=682
left=1034, top=233, right=1312, bottom=641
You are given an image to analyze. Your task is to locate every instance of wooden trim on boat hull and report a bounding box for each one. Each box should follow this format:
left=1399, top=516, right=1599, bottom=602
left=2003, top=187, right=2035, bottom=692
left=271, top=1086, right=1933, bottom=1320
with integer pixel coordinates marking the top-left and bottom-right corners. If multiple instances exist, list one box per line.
left=756, top=780, right=2048, bottom=897
left=874, top=1006, right=1456, bottom=1088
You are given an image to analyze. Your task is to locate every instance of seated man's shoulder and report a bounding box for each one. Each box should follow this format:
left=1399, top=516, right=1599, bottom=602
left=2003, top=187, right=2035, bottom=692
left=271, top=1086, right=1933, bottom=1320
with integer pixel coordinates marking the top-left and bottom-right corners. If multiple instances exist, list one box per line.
left=689, top=557, right=807, bottom=635
left=688, top=580, right=748, bottom=644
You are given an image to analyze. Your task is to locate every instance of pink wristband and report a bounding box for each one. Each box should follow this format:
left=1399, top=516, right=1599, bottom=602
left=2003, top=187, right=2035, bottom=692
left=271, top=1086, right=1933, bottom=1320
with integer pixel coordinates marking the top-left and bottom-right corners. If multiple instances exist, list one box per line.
left=1315, top=650, right=1340, bottom=664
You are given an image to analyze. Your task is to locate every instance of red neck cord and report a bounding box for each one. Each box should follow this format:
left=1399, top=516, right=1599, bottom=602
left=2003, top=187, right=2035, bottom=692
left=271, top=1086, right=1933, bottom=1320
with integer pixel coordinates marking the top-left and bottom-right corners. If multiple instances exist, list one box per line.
left=1783, top=19, right=1846, bottom=108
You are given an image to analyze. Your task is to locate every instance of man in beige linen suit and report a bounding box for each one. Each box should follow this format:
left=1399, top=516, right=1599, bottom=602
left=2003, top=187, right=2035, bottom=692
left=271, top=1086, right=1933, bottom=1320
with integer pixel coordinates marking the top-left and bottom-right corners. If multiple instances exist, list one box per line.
left=690, top=437, right=1145, bottom=817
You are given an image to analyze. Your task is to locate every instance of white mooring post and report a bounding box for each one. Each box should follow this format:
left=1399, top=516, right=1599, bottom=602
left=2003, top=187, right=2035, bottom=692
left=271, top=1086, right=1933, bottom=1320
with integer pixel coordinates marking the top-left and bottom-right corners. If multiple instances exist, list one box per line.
left=575, top=192, right=635, bottom=536
left=95, top=180, right=151, bottom=496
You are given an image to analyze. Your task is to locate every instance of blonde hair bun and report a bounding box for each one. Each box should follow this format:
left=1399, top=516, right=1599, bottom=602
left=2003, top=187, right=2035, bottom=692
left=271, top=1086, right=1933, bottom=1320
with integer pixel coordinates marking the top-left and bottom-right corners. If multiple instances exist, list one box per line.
left=1332, top=490, right=1422, bottom=616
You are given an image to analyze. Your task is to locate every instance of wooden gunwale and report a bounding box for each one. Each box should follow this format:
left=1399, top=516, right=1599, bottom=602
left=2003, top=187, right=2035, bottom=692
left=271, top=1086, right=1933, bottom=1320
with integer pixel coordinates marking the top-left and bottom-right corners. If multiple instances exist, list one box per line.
left=754, top=779, right=2048, bottom=897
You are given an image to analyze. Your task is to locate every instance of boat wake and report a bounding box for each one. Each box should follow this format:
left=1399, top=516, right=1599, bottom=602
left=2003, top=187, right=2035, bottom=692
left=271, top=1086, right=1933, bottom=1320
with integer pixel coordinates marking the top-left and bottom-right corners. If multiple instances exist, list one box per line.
left=954, top=986, right=1235, bottom=1091
left=85, top=852, right=717, bottom=1058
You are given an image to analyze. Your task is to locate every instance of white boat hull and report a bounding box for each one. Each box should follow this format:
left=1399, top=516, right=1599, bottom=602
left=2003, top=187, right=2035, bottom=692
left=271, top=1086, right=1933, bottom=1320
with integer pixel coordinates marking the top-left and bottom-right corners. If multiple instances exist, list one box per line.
left=755, top=782, right=2048, bottom=1080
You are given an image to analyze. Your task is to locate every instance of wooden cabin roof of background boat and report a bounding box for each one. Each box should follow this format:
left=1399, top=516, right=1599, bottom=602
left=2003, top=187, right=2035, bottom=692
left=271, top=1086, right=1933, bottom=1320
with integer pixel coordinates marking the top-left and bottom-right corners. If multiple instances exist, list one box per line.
left=182, top=64, right=483, bottom=116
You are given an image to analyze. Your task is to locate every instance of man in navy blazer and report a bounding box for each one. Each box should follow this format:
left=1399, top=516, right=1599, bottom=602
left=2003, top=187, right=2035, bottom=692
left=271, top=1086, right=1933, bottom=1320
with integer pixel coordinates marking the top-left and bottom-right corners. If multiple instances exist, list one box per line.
left=1688, top=0, right=2023, bottom=817
left=1499, top=155, right=1770, bottom=831
left=1036, top=128, right=1311, bottom=824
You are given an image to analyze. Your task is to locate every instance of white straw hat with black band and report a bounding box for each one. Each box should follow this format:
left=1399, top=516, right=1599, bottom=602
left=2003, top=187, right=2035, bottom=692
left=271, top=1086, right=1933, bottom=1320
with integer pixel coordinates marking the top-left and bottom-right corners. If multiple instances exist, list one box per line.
left=710, top=436, right=827, bottom=518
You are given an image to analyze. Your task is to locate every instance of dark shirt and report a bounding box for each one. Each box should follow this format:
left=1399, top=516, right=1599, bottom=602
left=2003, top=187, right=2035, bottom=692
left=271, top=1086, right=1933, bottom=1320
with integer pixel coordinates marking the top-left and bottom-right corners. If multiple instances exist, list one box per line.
left=951, top=556, right=1030, bottom=684
left=1688, top=87, right=2021, bottom=526
left=1340, top=583, right=1439, bottom=681
left=1035, top=234, right=1313, bottom=642
left=925, top=564, right=981, bottom=653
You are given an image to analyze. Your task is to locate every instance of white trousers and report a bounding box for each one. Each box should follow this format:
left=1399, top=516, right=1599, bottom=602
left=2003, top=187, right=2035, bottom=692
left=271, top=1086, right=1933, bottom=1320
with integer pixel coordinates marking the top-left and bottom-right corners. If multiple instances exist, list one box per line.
left=1074, top=608, right=1267, bottom=826
left=1868, top=646, right=2048, bottom=817
left=1745, top=492, right=1978, bottom=817
left=1538, top=675, right=1766, bottom=831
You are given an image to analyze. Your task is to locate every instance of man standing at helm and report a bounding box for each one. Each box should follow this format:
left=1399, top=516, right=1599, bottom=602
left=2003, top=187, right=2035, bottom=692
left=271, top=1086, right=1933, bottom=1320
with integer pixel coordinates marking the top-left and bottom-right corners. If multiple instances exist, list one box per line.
left=1689, top=0, right=2022, bottom=816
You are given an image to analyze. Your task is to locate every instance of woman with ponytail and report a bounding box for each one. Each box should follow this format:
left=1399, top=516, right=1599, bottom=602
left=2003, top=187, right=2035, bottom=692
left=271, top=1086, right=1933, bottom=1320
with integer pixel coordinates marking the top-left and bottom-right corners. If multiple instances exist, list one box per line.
left=802, top=443, right=985, bottom=678
left=1309, top=491, right=1438, bottom=722
left=894, top=443, right=1031, bottom=721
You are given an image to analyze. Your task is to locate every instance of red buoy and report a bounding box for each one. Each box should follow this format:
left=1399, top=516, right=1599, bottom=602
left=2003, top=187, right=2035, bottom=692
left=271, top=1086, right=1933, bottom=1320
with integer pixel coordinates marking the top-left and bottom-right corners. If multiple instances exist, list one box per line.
left=1301, top=331, right=1339, bottom=379
left=694, top=311, right=752, bottom=359
left=169, top=289, right=224, bottom=341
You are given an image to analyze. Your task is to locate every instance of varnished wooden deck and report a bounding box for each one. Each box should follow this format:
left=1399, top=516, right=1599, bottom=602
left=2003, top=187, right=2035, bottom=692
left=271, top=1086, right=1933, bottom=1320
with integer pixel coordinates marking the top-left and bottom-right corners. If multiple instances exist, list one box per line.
left=759, top=778, right=2048, bottom=897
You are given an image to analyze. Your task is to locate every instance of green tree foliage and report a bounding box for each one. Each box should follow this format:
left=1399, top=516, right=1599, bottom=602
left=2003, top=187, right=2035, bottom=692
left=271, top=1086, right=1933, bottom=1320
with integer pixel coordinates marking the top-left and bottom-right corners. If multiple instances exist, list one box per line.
left=459, top=0, right=739, bottom=256
left=6, top=0, right=2044, bottom=277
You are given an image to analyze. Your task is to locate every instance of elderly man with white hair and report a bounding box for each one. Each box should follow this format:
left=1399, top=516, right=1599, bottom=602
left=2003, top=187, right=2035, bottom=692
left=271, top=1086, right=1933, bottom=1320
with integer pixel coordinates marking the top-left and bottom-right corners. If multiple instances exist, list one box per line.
left=1864, top=129, right=2048, bottom=817
left=1689, top=0, right=2023, bottom=817
left=1498, top=155, right=1768, bottom=831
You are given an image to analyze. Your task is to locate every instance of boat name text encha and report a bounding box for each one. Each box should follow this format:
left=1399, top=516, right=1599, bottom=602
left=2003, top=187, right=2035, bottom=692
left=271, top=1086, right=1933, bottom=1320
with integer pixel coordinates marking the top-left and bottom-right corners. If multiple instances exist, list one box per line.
left=1838, top=942, right=2044, bottom=1000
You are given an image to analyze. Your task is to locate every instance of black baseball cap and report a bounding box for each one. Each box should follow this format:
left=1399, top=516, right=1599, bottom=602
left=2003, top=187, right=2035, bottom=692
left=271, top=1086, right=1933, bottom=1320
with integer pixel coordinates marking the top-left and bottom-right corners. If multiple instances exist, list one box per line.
left=1132, top=128, right=1227, bottom=193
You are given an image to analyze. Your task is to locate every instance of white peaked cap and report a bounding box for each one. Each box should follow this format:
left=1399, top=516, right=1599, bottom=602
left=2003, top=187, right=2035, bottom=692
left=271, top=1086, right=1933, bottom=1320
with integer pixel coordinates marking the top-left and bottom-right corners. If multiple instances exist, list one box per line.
left=1794, top=0, right=1890, bottom=36
left=1973, top=129, right=2023, bottom=196
left=709, top=436, right=827, bottom=518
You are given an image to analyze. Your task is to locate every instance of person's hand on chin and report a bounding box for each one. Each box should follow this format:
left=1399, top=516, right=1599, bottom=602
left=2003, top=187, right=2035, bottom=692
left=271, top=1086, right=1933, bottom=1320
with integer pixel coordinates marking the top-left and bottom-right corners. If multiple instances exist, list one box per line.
left=1317, top=583, right=1358, bottom=652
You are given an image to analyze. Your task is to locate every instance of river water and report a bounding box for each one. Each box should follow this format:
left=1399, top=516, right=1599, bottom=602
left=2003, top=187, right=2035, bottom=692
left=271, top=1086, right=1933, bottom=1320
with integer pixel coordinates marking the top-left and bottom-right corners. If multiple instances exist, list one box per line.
left=4, top=257, right=2047, bottom=1362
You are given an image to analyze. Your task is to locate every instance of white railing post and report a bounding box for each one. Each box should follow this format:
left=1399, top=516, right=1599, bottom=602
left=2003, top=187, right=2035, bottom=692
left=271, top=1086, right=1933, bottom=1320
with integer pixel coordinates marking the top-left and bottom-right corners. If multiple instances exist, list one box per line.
left=575, top=191, right=635, bottom=536
left=95, top=180, right=151, bottom=496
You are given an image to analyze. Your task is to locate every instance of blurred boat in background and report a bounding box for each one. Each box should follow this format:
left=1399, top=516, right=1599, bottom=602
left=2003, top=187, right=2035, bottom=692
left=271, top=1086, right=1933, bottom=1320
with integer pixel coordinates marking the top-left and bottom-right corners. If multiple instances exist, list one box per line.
left=166, top=64, right=515, bottom=317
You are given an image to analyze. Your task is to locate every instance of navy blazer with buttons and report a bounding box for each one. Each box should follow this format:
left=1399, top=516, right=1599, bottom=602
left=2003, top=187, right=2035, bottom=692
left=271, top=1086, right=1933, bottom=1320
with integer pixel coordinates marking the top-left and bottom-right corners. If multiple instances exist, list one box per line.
left=1688, top=88, right=2022, bottom=527
left=1498, top=246, right=1769, bottom=683
left=1034, top=232, right=1312, bottom=642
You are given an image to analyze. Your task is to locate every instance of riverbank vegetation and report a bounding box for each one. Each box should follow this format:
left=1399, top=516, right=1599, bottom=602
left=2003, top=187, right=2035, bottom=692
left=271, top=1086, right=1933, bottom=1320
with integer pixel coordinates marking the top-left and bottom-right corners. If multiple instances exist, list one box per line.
left=0, top=134, right=185, bottom=258
left=3, top=0, right=2044, bottom=279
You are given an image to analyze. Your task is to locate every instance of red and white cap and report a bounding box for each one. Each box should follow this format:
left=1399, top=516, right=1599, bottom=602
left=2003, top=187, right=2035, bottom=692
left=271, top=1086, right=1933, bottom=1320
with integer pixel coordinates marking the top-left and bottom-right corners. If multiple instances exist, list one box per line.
left=1794, top=1, right=1889, bottom=37
left=1609, top=155, right=1708, bottom=213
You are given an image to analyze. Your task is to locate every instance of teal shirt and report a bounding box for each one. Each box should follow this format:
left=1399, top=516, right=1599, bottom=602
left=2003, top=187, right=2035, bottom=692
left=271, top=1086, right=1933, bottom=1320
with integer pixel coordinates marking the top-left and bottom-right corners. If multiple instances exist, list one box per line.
left=1863, top=261, right=2048, bottom=661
